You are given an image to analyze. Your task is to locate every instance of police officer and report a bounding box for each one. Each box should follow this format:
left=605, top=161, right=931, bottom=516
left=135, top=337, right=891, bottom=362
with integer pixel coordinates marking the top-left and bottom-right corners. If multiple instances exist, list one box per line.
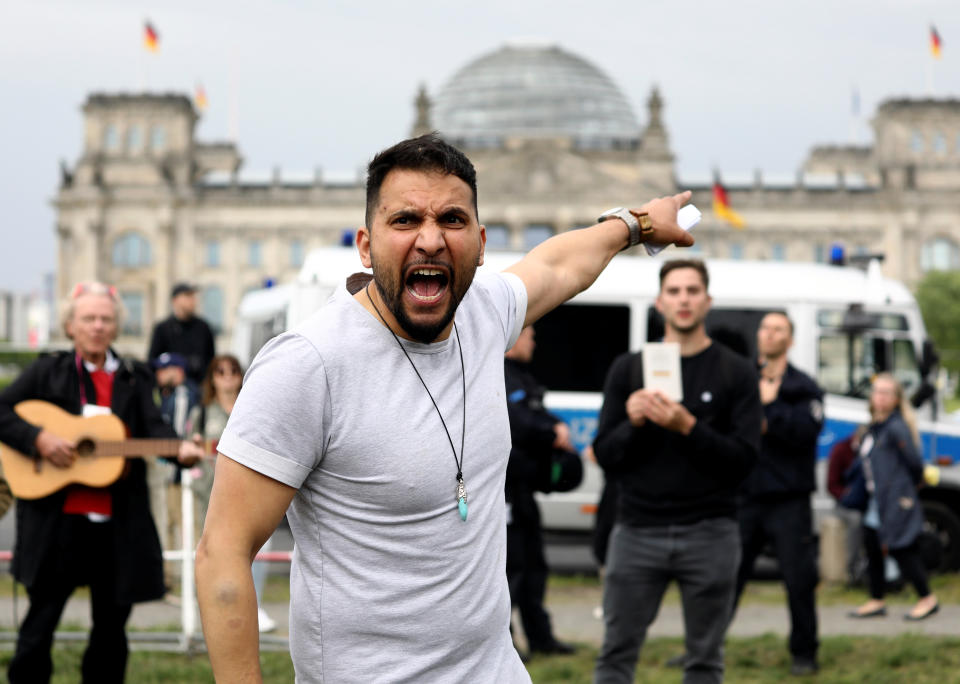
left=504, top=326, right=577, bottom=657
left=732, top=311, right=824, bottom=676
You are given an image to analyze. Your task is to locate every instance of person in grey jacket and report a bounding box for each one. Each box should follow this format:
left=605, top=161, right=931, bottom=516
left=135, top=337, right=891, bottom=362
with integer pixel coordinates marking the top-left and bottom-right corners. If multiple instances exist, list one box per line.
left=849, top=373, right=939, bottom=621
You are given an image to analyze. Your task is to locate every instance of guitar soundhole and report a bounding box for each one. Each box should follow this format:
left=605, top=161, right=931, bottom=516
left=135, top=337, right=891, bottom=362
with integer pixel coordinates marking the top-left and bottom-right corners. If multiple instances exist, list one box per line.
left=76, top=439, right=96, bottom=457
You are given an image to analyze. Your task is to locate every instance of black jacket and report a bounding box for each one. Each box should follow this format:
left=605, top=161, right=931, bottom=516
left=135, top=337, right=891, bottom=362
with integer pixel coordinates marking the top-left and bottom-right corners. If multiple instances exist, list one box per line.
left=148, top=314, right=216, bottom=385
left=741, top=363, right=824, bottom=499
left=0, top=350, right=175, bottom=603
left=504, top=359, right=558, bottom=527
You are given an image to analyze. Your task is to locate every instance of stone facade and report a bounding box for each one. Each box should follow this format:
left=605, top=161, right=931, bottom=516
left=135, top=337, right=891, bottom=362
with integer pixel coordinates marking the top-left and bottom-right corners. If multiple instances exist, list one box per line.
left=53, top=48, right=960, bottom=357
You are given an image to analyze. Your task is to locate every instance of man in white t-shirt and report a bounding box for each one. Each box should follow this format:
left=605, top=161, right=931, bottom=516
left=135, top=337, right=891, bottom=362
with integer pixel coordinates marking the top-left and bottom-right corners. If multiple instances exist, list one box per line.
left=196, top=134, right=694, bottom=683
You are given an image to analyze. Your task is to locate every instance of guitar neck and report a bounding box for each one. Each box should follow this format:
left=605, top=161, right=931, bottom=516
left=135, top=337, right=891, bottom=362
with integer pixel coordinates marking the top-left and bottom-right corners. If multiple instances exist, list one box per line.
left=95, top=439, right=183, bottom=459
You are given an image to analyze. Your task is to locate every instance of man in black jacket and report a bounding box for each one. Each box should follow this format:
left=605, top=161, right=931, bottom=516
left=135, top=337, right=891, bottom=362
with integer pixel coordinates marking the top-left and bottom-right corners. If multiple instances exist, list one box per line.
left=593, top=260, right=761, bottom=684
left=504, top=326, right=576, bottom=657
left=731, top=311, right=824, bottom=676
left=0, top=282, right=203, bottom=684
left=148, top=283, right=215, bottom=385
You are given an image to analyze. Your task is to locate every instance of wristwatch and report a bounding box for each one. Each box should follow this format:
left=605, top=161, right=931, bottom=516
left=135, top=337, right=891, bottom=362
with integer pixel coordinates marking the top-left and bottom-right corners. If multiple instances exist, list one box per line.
left=598, top=207, right=652, bottom=248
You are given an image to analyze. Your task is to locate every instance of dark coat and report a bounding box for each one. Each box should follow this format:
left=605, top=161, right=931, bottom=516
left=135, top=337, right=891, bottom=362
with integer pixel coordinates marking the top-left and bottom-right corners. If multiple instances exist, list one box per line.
left=0, top=350, right=176, bottom=603
left=148, top=314, right=216, bottom=385
left=504, top=359, right=558, bottom=528
left=741, top=363, right=824, bottom=499
left=865, top=411, right=925, bottom=550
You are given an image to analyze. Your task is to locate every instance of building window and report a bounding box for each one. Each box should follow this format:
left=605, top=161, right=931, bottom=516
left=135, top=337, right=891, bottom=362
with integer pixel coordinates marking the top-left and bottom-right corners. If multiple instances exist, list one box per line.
left=771, top=243, right=786, bottom=261
left=150, top=125, right=166, bottom=153
left=112, top=233, right=152, bottom=268
left=485, top=224, right=510, bottom=249
left=248, top=240, right=262, bottom=267
left=290, top=239, right=304, bottom=268
left=204, top=240, right=221, bottom=268
left=103, top=124, right=119, bottom=151
left=126, top=125, right=142, bottom=152
left=729, top=243, right=744, bottom=260
left=921, top=238, right=960, bottom=272
left=201, top=286, right=224, bottom=333
left=523, top=224, right=553, bottom=250
left=119, top=291, right=144, bottom=336
left=813, top=244, right=827, bottom=263
left=911, top=132, right=924, bottom=154
left=933, top=133, right=947, bottom=155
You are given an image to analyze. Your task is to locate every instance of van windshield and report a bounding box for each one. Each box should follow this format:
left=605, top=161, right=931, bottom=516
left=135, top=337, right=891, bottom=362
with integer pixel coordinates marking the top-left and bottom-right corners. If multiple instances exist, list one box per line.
left=817, top=311, right=920, bottom=398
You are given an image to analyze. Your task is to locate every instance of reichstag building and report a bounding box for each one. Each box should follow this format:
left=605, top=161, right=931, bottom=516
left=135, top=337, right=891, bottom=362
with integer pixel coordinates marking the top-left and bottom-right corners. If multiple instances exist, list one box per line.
left=54, top=42, right=960, bottom=353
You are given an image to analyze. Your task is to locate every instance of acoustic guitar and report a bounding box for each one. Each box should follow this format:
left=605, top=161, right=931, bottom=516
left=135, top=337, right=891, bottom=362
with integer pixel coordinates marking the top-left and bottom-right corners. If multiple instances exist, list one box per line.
left=0, top=400, right=192, bottom=500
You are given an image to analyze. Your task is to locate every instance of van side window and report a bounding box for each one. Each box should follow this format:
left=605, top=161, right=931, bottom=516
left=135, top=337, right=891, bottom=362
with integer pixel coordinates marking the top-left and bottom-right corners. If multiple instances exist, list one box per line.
left=529, top=304, right=630, bottom=392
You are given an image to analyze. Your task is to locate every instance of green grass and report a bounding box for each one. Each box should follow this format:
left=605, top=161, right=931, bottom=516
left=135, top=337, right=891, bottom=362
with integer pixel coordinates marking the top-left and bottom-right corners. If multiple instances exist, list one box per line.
left=526, top=635, right=960, bottom=683
left=2, top=635, right=957, bottom=683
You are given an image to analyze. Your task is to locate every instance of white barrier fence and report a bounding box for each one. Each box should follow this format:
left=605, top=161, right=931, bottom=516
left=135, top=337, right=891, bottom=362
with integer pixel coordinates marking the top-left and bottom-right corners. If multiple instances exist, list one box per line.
left=1, top=469, right=291, bottom=652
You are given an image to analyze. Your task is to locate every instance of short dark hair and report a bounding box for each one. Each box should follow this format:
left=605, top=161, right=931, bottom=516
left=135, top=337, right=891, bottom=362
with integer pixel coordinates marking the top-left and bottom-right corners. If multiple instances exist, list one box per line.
left=364, top=133, right=478, bottom=227
left=762, top=310, right=794, bottom=336
left=659, top=259, right=709, bottom=291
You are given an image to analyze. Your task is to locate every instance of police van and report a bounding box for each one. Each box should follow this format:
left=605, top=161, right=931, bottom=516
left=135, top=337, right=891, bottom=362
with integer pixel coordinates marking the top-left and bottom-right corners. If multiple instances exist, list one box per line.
left=233, top=247, right=960, bottom=572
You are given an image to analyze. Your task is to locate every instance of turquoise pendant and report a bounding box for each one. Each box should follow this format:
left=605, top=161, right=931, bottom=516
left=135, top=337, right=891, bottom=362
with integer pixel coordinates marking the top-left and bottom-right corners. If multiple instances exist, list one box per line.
left=456, top=477, right=468, bottom=522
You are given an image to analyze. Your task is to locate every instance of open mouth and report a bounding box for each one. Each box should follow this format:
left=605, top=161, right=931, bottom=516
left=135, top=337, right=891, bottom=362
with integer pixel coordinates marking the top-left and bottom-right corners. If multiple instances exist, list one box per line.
left=405, top=266, right=450, bottom=303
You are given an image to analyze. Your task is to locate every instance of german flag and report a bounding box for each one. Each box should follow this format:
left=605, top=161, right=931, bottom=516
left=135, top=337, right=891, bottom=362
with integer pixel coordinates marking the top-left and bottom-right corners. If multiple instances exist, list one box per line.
left=712, top=177, right=745, bottom=229
left=931, top=26, right=942, bottom=59
left=144, top=21, right=159, bottom=53
left=194, top=84, right=208, bottom=112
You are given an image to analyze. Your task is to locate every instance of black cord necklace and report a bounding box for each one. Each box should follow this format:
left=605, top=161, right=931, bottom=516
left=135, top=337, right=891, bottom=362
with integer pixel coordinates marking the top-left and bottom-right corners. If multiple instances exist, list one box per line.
left=365, top=283, right=469, bottom=521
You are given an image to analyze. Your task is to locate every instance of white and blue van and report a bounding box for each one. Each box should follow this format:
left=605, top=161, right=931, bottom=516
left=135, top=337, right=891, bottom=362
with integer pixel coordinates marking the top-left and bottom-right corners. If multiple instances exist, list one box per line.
left=234, top=247, right=960, bottom=572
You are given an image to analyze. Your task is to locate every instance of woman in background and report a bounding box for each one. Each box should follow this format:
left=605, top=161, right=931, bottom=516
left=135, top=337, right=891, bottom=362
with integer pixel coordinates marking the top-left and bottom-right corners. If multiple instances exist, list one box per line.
left=849, top=373, right=938, bottom=621
left=188, top=354, right=277, bottom=633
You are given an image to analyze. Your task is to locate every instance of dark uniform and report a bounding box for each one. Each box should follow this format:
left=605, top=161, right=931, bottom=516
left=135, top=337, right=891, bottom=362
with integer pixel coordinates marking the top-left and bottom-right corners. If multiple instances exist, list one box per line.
left=504, top=358, right=572, bottom=654
left=733, top=362, right=824, bottom=668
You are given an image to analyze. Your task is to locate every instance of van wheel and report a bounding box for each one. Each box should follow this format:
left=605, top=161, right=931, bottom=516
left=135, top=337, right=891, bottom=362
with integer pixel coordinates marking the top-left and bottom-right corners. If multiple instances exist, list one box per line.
left=922, top=501, right=960, bottom=572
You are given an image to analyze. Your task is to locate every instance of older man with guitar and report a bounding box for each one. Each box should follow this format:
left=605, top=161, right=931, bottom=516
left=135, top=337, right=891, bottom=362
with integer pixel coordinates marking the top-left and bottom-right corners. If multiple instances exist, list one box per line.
left=0, top=281, right=203, bottom=684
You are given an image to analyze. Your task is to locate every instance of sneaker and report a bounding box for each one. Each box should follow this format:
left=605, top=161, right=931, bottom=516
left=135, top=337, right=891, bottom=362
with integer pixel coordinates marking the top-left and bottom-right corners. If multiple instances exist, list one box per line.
left=790, top=657, right=819, bottom=676
left=258, top=607, right=277, bottom=633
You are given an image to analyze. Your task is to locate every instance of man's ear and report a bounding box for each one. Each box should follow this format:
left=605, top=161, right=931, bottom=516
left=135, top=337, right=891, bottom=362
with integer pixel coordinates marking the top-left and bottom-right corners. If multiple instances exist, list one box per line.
left=357, top=226, right=372, bottom=268
left=477, top=225, right=486, bottom=267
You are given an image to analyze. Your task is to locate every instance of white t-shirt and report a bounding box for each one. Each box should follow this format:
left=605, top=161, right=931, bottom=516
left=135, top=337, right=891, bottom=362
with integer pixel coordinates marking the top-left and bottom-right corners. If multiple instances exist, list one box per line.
left=219, top=272, right=529, bottom=683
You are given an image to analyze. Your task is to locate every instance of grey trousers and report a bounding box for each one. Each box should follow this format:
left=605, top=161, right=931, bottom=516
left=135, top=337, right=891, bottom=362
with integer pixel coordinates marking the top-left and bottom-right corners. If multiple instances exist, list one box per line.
left=594, top=518, right=741, bottom=684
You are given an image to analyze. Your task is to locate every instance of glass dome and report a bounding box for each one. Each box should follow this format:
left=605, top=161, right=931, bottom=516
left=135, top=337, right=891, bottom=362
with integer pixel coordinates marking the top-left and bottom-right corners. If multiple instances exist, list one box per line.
left=433, top=42, right=640, bottom=148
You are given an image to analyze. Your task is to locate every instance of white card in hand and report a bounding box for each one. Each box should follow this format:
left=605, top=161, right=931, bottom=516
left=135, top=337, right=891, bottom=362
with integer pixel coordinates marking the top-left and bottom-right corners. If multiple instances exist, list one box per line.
left=643, top=342, right=683, bottom=401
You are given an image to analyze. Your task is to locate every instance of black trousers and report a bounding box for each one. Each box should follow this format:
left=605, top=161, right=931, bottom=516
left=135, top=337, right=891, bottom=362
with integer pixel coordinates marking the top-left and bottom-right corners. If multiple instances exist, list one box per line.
left=506, top=518, right=555, bottom=650
left=9, top=516, right=133, bottom=684
left=862, top=526, right=930, bottom=600
left=733, top=497, right=819, bottom=661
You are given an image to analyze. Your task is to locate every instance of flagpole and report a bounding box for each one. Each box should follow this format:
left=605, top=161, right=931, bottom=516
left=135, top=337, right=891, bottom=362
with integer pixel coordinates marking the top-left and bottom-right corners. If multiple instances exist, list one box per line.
left=228, top=47, right=240, bottom=142
left=137, top=42, right=145, bottom=92
left=926, top=59, right=934, bottom=96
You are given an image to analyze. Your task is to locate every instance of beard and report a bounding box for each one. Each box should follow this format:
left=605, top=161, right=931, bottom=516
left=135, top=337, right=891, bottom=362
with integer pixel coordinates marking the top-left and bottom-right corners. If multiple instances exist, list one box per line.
left=370, top=253, right=479, bottom=343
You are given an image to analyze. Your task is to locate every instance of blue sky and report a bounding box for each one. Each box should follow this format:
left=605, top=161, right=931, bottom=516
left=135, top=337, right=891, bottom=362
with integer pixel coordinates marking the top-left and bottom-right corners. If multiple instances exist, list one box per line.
left=1, top=0, right=958, bottom=292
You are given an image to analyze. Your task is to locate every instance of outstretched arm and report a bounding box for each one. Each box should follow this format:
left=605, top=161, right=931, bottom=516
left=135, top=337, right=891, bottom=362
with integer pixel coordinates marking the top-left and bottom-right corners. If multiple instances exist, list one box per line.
left=506, top=191, right=693, bottom=326
left=196, top=455, right=296, bottom=683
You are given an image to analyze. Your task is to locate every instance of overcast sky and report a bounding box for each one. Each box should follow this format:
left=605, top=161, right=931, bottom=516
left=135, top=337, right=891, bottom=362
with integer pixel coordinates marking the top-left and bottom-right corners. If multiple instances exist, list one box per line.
left=1, top=0, right=958, bottom=294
